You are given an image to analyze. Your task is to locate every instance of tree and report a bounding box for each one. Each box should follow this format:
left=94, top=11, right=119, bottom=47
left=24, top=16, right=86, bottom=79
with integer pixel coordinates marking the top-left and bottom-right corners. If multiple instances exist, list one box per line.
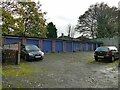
left=76, top=2, right=118, bottom=39
left=1, top=1, right=47, bottom=38
left=95, top=3, right=118, bottom=38
left=67, top=24, right=75, bottom=38
left=1, top=2, right=18, bottom=35
left=75, top=4, right=97, bottom=39
left=17, top=2, right=47, bottom=38
left=47, top=22, right=57, bottom=38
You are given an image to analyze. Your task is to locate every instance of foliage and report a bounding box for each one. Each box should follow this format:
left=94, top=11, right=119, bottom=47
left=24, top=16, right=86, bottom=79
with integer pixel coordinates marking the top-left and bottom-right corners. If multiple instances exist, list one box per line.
left=95, top=3, right=118, bottom=38
left=47, top=22, right=57, bottom=38
left=1, top=1, right=47, bottom=38
left=2, top=2, right=16, bottom=35
left=76, top=2, right=118, bottom=38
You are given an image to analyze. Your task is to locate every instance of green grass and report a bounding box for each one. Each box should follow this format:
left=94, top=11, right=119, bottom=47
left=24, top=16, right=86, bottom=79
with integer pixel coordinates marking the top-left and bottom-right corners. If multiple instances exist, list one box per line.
left=87, top=58, right=119, bottom=67
left=87, top=59, right=95, bottom=63
left=2, top=62, right=47, bottom=77
left=108, top=60, right=119, bottom=67
left=0, top=66, right=2, bottom=74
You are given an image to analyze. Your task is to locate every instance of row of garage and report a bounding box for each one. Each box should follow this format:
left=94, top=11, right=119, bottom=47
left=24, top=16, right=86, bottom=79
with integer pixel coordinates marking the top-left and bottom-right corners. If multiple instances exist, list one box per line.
left=3, top=36, right=101, bottom=53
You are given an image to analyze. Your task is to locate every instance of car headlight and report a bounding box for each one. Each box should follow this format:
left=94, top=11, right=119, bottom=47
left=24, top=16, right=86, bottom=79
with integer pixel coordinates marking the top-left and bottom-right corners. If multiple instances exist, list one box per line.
left=39, top=51, right=44, bottom=56
left=41, top=52, right=44, bottom=56
left=29, top=53, right=34, bottom=56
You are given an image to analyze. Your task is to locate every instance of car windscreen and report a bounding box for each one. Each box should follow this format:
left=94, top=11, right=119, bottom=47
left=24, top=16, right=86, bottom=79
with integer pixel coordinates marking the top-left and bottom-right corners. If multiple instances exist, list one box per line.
left=95, top=47, right=109, bottom=52
left=25, top=45, right=40, bottom=51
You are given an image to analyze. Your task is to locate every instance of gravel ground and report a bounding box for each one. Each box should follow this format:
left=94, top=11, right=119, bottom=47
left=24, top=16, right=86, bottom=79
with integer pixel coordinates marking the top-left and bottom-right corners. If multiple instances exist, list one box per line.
left=2, top=51, right=119, bottom=88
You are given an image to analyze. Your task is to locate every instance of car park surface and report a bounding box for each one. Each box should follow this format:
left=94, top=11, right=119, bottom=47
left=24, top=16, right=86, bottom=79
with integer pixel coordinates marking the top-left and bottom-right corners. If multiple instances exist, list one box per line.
left=2, top=51, right=118, bottom=88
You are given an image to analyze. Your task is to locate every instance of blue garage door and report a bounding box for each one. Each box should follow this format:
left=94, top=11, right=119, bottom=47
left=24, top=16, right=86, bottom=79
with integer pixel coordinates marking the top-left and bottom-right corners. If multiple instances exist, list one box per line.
left=55, top=40, right=63, bottom=52
left=5, top=38, right=22, bottom=44
left=93, top=43, right=97, bottom=50
left=82, top=43, right=86, bottom=51
left=66, top=41, right=72, bottom=52
left=42, top=39, right=52, bottom=53
left=26, top=39, right=39, bottom=47
left=88, top=43, right=92, bottom=51
left=74, top=42, right=80, bottom=51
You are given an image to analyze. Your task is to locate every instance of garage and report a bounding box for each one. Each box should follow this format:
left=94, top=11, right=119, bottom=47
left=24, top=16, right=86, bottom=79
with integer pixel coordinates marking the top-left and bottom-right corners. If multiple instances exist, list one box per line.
left=26, top=39, right=39, bottom=47
left=93, top=43, right=97, bottom=50
left=82, top=43, right=86, bottom=51
left=5, top=37, right=22, bottom=44
left=42, top=39, right=52, bottom=53
left=73, top=41, right=80, bottom=51
left=88, top=43, right=92, bottom=51
left=55, top=40, right=63, bottom=52
left=66, top=41, right=72, bottom=52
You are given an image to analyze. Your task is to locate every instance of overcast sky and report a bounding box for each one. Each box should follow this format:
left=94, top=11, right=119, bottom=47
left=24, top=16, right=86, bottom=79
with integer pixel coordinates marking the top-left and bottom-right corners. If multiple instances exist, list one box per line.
left=40, top=0, right=119, bottom=38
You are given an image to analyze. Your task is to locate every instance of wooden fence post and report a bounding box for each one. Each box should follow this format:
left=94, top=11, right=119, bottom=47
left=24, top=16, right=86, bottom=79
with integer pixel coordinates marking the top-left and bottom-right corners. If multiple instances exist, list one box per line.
left=80, top=42, right=82, bottom=51
left=96, top=43, right=98, bottom=49
left=39, top=39, right=42, bottom=49
left=86, top=43, right=88, bottom=51
left=2, top=36, right=5, bottom=48
left=16, top=42, right=20, bottom=65
left=91, top=43, right=94, bottom=51
left=63, top=40, right=66, bottom=52
left=22, top=36, right=26, bottom=45
left=72, top=41, right=74, bottom=52
left=52, top=40, right=56, bottom=53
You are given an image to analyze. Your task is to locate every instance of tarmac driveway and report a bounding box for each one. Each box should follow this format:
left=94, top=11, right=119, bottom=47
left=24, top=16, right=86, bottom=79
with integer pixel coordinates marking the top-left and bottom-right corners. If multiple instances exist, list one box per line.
left=2, top=51, right=119, bottom=88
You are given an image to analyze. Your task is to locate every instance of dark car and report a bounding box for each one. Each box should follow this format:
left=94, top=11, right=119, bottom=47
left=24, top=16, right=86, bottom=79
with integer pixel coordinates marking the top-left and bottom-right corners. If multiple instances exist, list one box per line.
left=21, top=44, right=44, bottom=61
left=94, top=46, right=119, bottom=62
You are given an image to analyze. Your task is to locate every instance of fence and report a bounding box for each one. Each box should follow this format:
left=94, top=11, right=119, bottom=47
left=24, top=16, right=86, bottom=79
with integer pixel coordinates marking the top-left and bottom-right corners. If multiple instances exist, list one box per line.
left=2, top=35, right=103, bottom=53
left=2, top=42, right=20, bottom=65
left=92, top=36, right=119, bottom=49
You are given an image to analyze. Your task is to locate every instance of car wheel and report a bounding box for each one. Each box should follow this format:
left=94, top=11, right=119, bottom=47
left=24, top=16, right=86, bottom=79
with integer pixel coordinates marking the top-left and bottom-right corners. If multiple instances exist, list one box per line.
left=40, top=56, right=43, bottom=60
left=25, top=55, right=29, bottom=61
left=95, top=58, right=98, bottom=62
